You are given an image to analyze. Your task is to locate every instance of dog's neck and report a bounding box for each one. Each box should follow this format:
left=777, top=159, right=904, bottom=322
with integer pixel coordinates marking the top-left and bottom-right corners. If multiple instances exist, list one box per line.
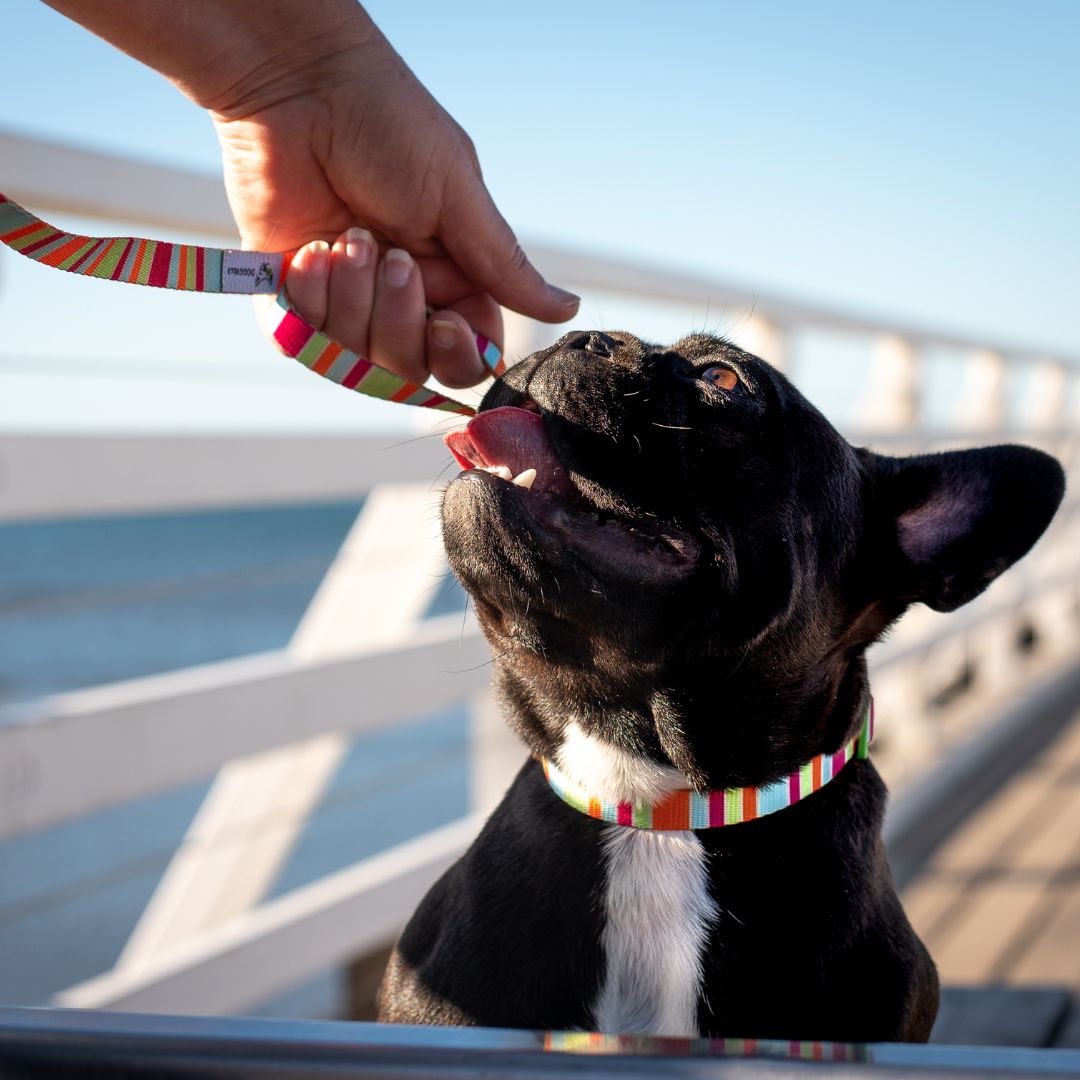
left=493, top=645, right=872, bottom=795
left=542, top=702, right=872, bottom=830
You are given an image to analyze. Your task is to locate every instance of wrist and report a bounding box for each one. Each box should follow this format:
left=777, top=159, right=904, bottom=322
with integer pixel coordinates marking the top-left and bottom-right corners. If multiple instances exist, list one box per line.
left=46, top=0, right=388, bottom=119
left=176, top=1, right=383, bottom=117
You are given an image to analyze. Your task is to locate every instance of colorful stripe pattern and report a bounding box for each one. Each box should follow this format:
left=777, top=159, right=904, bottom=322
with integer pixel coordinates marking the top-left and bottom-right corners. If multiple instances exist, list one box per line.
left=544, top=1031, right=871, bottom=1062
left=0, top=193, right=507, bottom=417
left=542, top=701, right=874, bottom=831
left=262, top=289, right=469, bottom=412
left=0, top=195, right=226, bottom=294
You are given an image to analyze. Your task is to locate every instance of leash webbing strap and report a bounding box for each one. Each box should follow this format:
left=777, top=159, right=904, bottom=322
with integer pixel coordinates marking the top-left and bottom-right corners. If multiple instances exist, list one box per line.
left=542, top=700, right=875, bottom=831
left=0, top=193, right=506, bottom=417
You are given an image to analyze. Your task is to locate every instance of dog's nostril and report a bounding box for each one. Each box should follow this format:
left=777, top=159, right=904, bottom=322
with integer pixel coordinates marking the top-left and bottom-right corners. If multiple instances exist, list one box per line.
left=578, top=332, right=619, bottom=358
left=560, top=331, right=621, bottom=359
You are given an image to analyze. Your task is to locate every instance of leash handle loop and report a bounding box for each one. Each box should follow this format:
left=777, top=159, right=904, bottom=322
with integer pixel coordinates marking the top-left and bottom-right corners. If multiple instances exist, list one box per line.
left=0, top=193, right=505, bottom=417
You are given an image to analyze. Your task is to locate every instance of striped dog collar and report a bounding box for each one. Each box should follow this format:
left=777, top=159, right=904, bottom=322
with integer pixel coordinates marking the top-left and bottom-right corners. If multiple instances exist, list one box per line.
left=0, top=194, right=504, bottom=417
left=541, top=702, right=874, bottom=831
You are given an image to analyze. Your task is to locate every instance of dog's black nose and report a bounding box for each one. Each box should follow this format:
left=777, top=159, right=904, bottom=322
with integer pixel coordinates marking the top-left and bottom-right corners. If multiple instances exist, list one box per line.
left=564, top=331, right=619, bottom=359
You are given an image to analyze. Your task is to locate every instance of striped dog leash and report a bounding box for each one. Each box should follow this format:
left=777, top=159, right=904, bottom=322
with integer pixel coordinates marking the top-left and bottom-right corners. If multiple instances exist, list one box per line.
left=0, top=193, right=507, bottom=417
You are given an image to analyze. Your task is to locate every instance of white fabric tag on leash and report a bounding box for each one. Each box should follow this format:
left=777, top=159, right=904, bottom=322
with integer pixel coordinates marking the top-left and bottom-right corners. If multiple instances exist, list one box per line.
left=221, top=251, right=284, bottom=294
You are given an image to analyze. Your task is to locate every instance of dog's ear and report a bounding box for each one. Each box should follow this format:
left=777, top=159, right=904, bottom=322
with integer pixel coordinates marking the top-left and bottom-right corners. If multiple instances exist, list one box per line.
left=870, top=445, right=1064, bottom=612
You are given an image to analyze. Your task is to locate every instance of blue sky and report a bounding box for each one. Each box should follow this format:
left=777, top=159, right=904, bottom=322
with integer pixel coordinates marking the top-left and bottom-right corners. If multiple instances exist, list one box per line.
left=1, top=1, right=1077, bottom=431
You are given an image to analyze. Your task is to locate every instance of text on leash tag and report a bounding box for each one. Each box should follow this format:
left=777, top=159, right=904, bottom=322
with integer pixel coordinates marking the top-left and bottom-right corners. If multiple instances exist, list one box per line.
left=222, top=251, right=284, bottom=294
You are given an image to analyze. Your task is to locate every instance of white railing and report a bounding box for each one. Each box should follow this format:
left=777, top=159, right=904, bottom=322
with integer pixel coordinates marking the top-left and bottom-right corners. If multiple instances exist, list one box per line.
left=1, top=132, right=1078, bottom=1017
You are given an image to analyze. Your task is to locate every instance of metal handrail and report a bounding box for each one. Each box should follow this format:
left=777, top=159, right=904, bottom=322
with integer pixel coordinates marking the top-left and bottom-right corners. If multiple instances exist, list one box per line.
left=2, top=1006, right=1080, bottom=1078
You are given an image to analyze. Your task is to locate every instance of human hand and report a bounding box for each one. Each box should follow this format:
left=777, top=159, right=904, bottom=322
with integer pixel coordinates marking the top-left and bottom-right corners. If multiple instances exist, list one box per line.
left=207, top=10, right=579, bottom=388
left=44, top=0, right=579, bottom=388
left=279, top=232, right=493, bottom=390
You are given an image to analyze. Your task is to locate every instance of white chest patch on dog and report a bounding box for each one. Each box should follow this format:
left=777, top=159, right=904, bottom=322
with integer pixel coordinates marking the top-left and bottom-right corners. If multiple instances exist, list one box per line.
left=556, top=722, right=688, bottom=804
left=594, top=827, right=717, bottom=1037
left=555, top=723, right=716, bottom=1037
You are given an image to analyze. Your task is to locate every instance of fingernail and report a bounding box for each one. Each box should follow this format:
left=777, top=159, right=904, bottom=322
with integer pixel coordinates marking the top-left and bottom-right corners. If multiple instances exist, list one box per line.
left=302, top=241, right=330, bottom=274
left=345, top=227, right=372, bottom=266
left=549, top=284, right=581, bottom=308
left=431, top=319, right=458, bottom=349
left=383, top=248, right=412, bottom=287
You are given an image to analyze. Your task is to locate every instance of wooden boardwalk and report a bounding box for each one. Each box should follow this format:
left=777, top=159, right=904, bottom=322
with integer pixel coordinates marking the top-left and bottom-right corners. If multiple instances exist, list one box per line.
left=901, top=700, right=1080, bottom=1046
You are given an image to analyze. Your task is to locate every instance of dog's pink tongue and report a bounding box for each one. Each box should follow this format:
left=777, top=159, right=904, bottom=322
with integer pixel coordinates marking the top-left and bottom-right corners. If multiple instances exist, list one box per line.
left=445, top=407, right=572, bottom=494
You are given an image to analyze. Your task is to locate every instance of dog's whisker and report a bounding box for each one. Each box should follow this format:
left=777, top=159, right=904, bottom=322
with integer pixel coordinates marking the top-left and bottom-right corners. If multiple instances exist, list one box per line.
left=459, top=593, right=471, bottom=646
left=440, top=656, right=497, bottom=673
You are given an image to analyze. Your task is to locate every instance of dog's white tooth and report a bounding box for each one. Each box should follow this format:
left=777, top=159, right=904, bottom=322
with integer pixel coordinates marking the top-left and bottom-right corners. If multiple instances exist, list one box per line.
left=494, top=465, right=513, bottom=481
left=512, top=468, right=537, bottom=490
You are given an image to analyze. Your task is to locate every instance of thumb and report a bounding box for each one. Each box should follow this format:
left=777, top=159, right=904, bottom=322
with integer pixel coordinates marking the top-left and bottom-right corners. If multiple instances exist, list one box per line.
left=441, top=174, right=580, bottom=324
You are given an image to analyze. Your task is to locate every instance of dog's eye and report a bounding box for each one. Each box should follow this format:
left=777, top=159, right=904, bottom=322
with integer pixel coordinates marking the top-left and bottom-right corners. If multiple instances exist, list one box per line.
left=701, top=366, right=740, bottom=392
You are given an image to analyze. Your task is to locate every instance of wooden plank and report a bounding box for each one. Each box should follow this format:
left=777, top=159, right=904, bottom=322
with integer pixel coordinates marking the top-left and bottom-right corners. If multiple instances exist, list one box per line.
left=119, top=483, right=448, bottom=968
left=931, top=986, right=1073, bottom=1048
left=0, top=132, right=236, bottom=237
left=884, top=661, right=1080, bottom=891
left=928, top=774, right=1048, bottom=873
left=1001, top=784, right=1080, bottom=874
left=1039, top=717, right=1080, bottom=770
left=0, top=615, right=488, bottom=840
left=929, top=880, right=1048, bottom=983
left=529, top=246, right=1079, bottom=365
left=0, top=434, right=448, bottom=520
left=9, top=134, right=1080, bottom=367
left=901, top=876, right=967, bottom=941
left=1008, top=887, right=1080, bottom=989
left=55, top=815, right=484, bottom=1014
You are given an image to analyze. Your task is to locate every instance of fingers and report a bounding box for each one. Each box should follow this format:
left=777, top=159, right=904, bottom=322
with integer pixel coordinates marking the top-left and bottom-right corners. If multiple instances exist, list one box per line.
left=285, top=240, right=331, bottom=329
left=284, top=232, right=495, bottom=388
left=367, top=249, right=427, bottom=384
left=324, top=228, right=376, bottom=353
left=441, top=172, right=580, bottom=325
left=426, top=309, right=490, bottom=389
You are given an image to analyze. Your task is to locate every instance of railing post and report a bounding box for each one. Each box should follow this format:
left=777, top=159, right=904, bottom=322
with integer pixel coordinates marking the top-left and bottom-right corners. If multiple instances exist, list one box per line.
left=116, top=483, right=448, bottom=972
left=501, top=310, right=563, bottom=365
left=856, top=334, right=920, bottom=431
left=469, top=689, right=527, bottom=818
left=970, top=606, right=1026, bottom=698
left=1024, top=359, right=1067, bottom=431
left=868, top=659, right=935, bottom=787
left=738, top=313, right=790, bottom=373
left=1029, top=585, right=1080, bottom=664
left=957, top=348, right=1007, bottom=431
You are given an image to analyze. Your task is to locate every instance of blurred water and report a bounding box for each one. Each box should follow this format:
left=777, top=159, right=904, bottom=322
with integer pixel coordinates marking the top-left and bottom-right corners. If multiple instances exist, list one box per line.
left=0, top=501, right=473, bottom=1012
left=0, top=501, right=363, bottom=704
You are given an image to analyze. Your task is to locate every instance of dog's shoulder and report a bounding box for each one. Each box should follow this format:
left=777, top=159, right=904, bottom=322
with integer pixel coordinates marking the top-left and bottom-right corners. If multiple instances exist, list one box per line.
left=380, top=760, right=608, bottom=1029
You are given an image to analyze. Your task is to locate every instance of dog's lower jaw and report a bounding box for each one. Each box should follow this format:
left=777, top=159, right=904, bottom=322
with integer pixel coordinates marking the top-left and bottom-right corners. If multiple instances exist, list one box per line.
left=594, top=827, right=717, bottom=1037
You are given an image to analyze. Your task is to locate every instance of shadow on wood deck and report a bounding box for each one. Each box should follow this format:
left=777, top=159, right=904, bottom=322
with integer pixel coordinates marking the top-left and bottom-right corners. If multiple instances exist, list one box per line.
left=901, top=667, right=1080, bottom=1048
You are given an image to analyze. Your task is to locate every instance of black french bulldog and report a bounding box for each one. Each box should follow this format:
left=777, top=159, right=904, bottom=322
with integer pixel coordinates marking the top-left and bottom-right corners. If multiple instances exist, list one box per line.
left=378, top=331, right=1064, bottom=1041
